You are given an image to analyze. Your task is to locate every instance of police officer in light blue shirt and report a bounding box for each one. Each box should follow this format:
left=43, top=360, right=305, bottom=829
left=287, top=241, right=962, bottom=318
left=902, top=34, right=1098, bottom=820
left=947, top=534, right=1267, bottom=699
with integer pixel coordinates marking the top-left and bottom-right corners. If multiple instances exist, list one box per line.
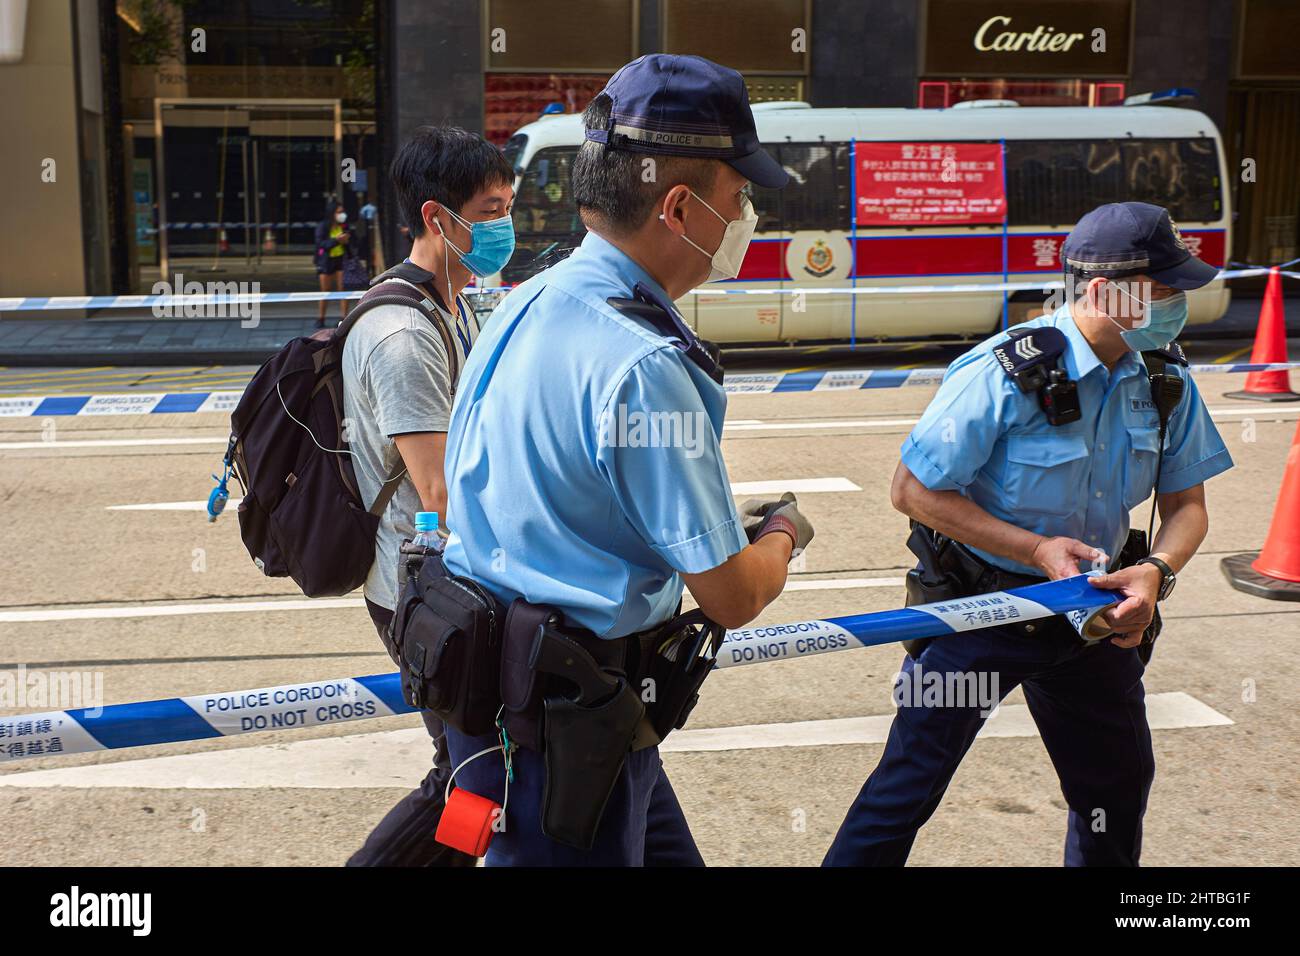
left=439, top=54, right=815, bottom=866
left=824, top=202, right=1233, bottom=867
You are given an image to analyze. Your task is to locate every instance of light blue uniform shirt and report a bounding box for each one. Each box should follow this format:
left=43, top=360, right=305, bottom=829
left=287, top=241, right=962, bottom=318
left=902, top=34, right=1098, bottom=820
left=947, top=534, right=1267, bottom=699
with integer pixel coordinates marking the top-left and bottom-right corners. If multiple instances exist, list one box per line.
left=901, top=304, right=1233, bottom=576
left=441, top=232, right=748, bottom=638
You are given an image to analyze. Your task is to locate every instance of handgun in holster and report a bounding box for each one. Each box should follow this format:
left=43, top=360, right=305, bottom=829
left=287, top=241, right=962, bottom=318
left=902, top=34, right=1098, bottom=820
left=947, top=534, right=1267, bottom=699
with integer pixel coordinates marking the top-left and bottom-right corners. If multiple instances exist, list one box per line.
left=528, top=625, right=645, bottom=850
left=902, top=521, right=966, bottom=660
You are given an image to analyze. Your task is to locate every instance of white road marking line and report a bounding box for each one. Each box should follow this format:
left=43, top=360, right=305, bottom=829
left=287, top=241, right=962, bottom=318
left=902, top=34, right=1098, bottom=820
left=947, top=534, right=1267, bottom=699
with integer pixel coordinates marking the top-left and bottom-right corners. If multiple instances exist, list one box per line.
left=0, top=693, right=1229, bottom=789
left=1204, top=406, right=1300, bottom=417
left=729, top=477, right=862, bottom=495
left=106, top=476, right=866, bottom=511
left=725, top=419, right=918, bottom=431
left=106, top=499, right=239, bottom=511
left=663, top=691, right=1232, bottom=753
left=782, top=576, right=905, bottom=592
left=0, top=598, right=364, bottom=623
left=0, top=576, right=901, bottom=623
left=0, top=437, right=228, bottom=450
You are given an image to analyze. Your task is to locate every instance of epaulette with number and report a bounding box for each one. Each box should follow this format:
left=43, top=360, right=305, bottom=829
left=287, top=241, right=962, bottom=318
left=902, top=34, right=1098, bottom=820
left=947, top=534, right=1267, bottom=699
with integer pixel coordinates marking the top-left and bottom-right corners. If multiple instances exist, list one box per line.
left=990, top=326, right=1081, bottom=426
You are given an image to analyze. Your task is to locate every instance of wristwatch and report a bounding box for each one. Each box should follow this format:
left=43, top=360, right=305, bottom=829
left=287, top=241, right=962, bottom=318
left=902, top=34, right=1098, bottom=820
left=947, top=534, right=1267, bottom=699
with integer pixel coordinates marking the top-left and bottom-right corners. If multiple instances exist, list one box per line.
left=1137, top=556, right=1177, bottom=601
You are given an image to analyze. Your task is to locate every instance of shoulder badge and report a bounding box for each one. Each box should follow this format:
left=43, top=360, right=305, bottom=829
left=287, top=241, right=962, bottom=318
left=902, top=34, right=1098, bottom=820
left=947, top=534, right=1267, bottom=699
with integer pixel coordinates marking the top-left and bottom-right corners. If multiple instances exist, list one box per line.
left=991, top=326, right=1080, bottom=426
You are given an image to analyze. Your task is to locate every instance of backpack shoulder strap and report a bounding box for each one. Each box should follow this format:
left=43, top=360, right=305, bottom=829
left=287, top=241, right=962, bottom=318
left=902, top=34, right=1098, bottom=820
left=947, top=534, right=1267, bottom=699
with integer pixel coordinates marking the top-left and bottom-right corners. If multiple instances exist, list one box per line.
left=336, top=279, right=460, bottom=396
left=368, top=459, right=407, bottom=517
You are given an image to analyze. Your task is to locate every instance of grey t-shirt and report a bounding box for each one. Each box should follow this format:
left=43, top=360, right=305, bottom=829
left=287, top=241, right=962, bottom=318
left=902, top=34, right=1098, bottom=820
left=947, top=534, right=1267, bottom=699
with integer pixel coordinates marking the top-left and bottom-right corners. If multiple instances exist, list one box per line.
left=341, top=278, right=478, bottom=610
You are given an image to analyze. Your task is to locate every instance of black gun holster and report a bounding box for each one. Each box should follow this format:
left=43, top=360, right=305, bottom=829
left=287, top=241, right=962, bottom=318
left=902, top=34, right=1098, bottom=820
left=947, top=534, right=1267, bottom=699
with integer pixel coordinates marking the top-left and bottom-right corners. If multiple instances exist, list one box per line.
left=902, top=522, right=1051, bottom=659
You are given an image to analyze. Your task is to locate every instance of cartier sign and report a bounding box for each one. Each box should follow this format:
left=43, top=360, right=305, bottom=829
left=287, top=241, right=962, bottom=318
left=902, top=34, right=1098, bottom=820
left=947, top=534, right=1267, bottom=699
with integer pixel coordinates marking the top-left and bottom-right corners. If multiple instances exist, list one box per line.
left=924, top=0, right=1131, bottom=77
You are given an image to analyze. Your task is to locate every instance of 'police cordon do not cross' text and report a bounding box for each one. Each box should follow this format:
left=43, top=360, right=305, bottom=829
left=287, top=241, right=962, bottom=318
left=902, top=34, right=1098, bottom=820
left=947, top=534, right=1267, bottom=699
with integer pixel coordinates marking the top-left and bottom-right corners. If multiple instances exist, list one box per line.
left=0, top=576, right=1118, bottom=764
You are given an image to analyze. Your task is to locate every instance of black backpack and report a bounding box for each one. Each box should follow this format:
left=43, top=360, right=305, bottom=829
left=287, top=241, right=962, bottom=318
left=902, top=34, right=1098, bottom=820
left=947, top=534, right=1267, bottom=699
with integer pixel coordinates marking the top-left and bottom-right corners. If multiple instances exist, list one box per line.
left=225, top=263, right=464, bottom=597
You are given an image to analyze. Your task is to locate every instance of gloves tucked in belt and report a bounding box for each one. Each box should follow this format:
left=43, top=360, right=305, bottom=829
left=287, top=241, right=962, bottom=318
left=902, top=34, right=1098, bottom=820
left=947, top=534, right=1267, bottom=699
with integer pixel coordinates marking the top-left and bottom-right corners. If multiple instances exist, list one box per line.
left=738, top=492, right=815, bottom=558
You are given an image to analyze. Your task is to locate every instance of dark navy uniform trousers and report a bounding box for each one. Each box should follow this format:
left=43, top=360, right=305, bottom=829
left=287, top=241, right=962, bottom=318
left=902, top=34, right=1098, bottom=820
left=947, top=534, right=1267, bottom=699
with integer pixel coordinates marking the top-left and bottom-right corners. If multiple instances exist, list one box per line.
left=823, top=616, right=1155, bottom=867
left=443, top=724, right=706, bottom=867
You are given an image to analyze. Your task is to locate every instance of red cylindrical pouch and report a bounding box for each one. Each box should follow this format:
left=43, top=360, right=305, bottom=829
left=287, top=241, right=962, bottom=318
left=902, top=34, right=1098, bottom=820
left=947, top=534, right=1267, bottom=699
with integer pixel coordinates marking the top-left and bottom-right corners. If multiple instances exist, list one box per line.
left=436, top=788, right=500, bottom=857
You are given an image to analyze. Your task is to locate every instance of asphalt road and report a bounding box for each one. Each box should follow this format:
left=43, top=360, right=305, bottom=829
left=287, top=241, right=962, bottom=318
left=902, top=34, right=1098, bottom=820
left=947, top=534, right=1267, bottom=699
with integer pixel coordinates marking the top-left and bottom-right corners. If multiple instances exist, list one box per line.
left=0, top=369, right=1297, bottom=866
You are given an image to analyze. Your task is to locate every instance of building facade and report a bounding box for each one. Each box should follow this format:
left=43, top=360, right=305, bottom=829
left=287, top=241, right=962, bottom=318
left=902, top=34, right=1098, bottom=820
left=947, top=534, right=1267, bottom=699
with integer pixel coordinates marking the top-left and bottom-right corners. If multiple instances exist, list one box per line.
left=0, top=0, right=1294, bottom=297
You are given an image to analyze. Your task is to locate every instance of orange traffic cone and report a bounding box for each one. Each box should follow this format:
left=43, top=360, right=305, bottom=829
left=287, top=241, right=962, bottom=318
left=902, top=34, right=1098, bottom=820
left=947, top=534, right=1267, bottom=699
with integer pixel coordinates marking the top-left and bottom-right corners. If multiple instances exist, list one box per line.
left=262, top=229, right=276, bottom=253
left=219, top=228, right=230, bottom=253
left=1225, top=266, right=1299, bottom=402
left=1222, top=418, right=1300, bottom=600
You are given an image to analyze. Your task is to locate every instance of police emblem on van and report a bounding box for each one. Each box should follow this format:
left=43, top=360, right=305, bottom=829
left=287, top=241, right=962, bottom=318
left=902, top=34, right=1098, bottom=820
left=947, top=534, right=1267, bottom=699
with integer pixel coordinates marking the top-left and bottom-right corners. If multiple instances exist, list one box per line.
left=804, top=240, right=834, bottom=277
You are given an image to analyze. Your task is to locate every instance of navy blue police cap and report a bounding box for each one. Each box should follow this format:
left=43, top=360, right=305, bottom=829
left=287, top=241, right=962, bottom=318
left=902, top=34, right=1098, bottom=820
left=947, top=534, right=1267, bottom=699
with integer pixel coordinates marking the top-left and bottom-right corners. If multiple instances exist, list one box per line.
left=1061, top=202, right=1219, bottom=290
left=583, top=54, right=789, bottom=189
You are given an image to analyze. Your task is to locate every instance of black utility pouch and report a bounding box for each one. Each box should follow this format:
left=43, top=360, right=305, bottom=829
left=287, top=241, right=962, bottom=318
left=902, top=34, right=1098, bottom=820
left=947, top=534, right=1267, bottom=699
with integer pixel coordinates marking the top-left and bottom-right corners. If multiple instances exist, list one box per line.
left=641, top=611, right=726, bottom=745
left=390, top=553, right=502, bottom=736
left=498, top=598, right=556, bottom=752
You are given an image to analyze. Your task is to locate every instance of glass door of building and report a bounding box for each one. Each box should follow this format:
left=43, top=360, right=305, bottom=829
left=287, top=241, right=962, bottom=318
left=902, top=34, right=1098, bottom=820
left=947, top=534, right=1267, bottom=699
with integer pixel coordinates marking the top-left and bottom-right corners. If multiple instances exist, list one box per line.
left=152, top=98, right=341, bottom=291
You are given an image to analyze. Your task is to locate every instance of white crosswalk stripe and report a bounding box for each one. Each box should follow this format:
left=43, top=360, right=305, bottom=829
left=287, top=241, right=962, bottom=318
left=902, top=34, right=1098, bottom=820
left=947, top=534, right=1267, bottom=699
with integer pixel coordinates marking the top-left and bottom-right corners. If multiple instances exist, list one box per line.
left=0, top=576, right=903, bottom=623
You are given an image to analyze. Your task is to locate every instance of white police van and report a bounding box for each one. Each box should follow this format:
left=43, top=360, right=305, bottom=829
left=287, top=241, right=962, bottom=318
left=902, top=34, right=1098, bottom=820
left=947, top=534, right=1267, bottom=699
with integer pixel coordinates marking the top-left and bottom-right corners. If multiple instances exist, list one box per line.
left=497, top=102, right=1231, bottom=345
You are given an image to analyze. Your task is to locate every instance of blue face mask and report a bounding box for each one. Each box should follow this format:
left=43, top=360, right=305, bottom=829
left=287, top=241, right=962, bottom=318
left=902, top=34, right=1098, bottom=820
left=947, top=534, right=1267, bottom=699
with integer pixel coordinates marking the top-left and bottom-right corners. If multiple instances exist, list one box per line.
left=1111, top=286, right=1189, bottom=351
left=440, top=206, right=515, bottom=278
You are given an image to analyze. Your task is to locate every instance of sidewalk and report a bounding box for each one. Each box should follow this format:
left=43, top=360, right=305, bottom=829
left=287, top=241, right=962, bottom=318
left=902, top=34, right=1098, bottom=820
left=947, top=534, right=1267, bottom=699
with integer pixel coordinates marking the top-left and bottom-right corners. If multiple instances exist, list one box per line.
left=1, top=293, right=1293, bottom=367
left=0, top=314, right=325, bottom=367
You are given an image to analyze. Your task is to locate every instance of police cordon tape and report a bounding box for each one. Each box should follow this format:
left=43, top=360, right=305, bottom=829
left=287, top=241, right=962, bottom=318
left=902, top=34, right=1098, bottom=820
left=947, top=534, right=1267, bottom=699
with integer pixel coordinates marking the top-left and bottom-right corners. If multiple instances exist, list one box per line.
left=1, top=268, right=1296, bottom=313
left=3, top=359, right=1299, bottom=416
left=0, top=575, right=1116, bottom=763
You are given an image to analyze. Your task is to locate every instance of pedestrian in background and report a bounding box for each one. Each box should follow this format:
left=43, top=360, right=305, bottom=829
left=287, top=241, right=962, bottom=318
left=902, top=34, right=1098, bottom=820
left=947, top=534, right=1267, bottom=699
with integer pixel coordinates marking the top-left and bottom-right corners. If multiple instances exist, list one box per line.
left=314, top=199, right=352, bottom=328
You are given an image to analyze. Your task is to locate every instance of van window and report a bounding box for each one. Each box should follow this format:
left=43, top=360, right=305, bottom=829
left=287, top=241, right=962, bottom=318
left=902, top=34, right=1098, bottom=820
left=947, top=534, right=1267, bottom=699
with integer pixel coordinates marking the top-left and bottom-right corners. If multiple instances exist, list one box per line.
left=502, top=134, right=528, bottom=174
left=1006, top=138, right=1222, bottom=226
left=505, top=145, right=584, bottom=282
left=746, top=143, right=852, bottom=234
left=774, top=143, right=853, bottom=232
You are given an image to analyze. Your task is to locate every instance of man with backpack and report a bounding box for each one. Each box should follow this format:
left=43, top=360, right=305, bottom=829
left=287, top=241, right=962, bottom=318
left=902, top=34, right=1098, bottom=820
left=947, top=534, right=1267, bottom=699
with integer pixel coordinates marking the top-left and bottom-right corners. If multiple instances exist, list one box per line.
left=341, top=126, right=515, bottom=866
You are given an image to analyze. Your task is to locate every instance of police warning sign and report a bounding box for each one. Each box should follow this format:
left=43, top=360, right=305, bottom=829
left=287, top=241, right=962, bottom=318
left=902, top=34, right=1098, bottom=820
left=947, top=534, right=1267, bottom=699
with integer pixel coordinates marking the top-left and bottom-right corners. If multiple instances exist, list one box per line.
left=854, top=142, right=1006, bottom=226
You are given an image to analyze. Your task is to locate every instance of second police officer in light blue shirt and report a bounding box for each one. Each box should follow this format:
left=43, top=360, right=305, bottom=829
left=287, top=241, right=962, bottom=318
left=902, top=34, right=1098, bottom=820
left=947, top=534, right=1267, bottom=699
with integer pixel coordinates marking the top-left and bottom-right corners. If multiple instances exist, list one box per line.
left=824, top=202, right=1233, bottom=867
left=437, top=55, right=815, bottom=866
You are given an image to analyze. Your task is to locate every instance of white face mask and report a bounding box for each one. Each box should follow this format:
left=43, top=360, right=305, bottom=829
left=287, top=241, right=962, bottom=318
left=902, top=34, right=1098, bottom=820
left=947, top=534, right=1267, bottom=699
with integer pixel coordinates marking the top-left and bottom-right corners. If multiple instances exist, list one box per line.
left=665, top=190, right=758, bottom=282
left=335, top=212, right=347, bottom=224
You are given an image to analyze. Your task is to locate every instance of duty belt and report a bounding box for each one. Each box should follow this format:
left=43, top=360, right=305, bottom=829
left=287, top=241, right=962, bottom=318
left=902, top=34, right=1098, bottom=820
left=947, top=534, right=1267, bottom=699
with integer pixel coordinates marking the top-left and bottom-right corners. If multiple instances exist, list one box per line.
left=496, top=596, right=725, bottom=850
